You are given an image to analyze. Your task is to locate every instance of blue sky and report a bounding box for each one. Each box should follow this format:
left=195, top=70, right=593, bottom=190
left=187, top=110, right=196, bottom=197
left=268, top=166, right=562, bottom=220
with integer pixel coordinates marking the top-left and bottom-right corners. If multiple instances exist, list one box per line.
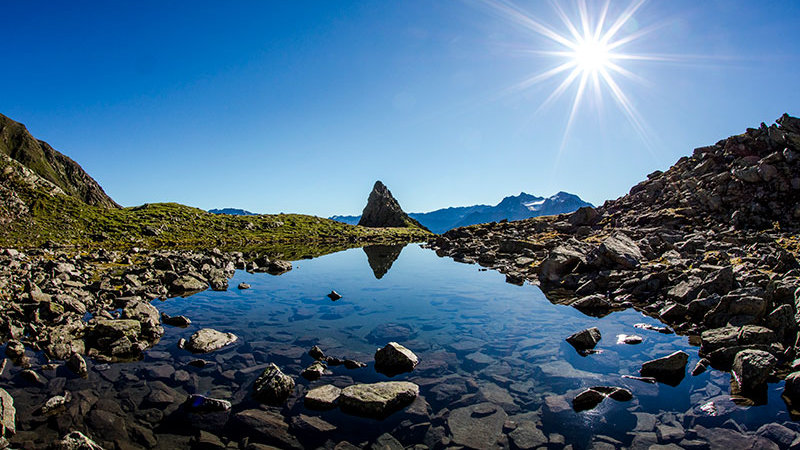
left=2, top=1, right=799, bottom=216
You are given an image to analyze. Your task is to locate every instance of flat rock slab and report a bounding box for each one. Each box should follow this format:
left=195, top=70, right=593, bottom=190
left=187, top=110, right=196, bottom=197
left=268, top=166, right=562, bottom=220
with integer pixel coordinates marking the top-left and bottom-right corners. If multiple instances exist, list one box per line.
left=447, top=402, right=508, bottom=449
left=235, top=409, right=301, bottom=449
left=641, top=351, right=688, bottom=384
left=0, top=388, right=15, bottom=437
left=338, top=381, right=419, bottom=418
left=185, top=328, right=238, bottom=353
left=305, top=385, right=342, bottom=410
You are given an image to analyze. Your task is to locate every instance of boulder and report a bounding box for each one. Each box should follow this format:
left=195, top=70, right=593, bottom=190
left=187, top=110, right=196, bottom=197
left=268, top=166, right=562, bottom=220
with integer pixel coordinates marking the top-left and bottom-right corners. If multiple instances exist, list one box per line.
left=732, top=349, right=776, bottom=392
left=374, top=342, right=418, bottom=376
left=338, top=381, right=419, bottom=418
left=539, top=244, right=587, bottom=282
left=566, top=327, right=601, bottom=351
left=597, top=232, right=642, bottom=269
left=571, top=294, right=613, bottom=317
left=304, top=385, right=342, bottom=410
left=66, top=353, right=88, bottom=378
left=568, top=206, right=600, bottom=226
left=170, top=275, right=207, bottom=294
left=185, top=328, right=237, bottom=353
left=160, top=312, right=191, bottom=328
left=253, top=363, right=295, bottom=405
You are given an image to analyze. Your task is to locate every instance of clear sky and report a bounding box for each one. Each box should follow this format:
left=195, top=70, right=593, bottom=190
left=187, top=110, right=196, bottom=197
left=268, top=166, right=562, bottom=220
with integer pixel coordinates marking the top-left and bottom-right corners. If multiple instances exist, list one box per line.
left=2, top=1, right=799, bottom=216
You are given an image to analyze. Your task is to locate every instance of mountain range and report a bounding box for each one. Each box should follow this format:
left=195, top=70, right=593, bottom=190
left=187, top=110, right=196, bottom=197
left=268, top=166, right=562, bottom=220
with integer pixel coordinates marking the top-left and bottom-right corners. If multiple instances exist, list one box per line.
left=331, top=191, right=592, bottom=234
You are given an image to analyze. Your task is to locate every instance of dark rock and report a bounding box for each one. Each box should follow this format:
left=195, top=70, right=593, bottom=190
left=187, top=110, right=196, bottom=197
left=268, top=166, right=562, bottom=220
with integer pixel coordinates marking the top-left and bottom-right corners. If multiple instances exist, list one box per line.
left=571, top=294, right=613, bottom=317
left=691, top=358, right=710, bottom=376
left=161, top=312, right=191, bottom=327
left=327, top=291, right=342, bottom=301
left=234, top=409, right=302, bottom=449
left=641, top=351, right=688, bottom=384
left=237, top=283, right=251, bottom=290
left=52, top=430, right=104, bottom=449
left=308, top=345, right=326, bottom=360
left=732, top=349, right=777, bottom=392
left=301, top=361, right=326, bottom=381
left=572, top=386, right=633, bottom=411
left=374, top=342, right=419, bottom=376
left=566, top=327, right=601, bottom=351
left=358, top=181, right=429, bottom=230
left=508, top=420, right=548, bottom=450
left=568, top=206, right=600, bottom=226
left=66, top=353, right=88, bottom=378
left=253, top=363, right=295, bottom=405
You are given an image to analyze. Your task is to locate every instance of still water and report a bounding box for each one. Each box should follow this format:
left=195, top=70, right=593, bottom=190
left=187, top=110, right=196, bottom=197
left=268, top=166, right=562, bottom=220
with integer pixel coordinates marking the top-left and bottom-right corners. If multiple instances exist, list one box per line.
left=3, top=244, right=793, bottom=449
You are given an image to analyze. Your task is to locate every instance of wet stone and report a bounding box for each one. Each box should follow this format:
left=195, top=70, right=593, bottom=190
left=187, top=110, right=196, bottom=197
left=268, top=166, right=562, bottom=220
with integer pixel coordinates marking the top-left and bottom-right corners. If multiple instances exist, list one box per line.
left=566, top=327, right=602, bottom=351
left=185, top=328, right=238, bottom=353
left=508, top=420, right=548, bottom=450
left=253, top=363, right=295, bottom=405
left=374, top=342, right=419, bottom=376
left=301, top=361, right=326, bottom=381
left=447, top=402, right=508, bottom=449
left=338, top=381, right=419, bottom=418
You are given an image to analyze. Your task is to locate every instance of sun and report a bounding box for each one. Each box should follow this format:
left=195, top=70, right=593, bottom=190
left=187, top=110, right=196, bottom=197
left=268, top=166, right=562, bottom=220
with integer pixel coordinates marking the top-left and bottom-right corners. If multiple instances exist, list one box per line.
left=485, top=0, right=665, bottom=151
left=573, top=38, right=611, bottom=73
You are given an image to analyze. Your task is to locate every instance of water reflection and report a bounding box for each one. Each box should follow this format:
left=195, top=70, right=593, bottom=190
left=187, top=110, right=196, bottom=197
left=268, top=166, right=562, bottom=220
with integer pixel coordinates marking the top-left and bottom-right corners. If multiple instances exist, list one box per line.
left=362, top=244, right=406, bottom=279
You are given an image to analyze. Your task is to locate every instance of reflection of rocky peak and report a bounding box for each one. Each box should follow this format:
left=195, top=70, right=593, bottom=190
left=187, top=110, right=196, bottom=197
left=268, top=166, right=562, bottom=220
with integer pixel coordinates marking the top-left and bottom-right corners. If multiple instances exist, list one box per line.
left=363, top=244, right=405, bottom=279
left=358, top=181, right=429, bottom=231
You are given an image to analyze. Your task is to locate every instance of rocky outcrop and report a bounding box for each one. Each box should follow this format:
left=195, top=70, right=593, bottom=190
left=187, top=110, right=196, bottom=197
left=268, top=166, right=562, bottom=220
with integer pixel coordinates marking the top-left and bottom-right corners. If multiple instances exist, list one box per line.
left=0, top=113, right=119, bottom=208
left=431, top=114, right=800, bottom=394
left=358, top=181, right=429, bottom=230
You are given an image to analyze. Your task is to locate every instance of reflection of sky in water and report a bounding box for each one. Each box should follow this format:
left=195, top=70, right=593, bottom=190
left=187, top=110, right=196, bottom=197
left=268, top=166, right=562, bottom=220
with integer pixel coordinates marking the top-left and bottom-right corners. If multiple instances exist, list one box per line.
left=153, top=244, right=791, bottom=446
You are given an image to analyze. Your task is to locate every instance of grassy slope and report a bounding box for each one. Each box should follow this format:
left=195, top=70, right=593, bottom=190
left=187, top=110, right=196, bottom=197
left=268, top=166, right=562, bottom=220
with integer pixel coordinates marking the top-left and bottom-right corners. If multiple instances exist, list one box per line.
left=0, top=156, right=431, bottom=254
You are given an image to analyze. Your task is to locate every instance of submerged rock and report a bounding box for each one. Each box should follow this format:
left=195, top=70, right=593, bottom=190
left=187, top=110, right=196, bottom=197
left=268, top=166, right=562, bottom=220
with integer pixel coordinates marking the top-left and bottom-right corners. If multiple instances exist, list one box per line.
left=40, top=392, right=71, bottom=415
left=447, top=402, right=508, bottom=449
left=253, top=363, right=295, bottom=405
left=185, top=328, right=238, bottom=353
left=66, top=353, right=88, bottom=378
left=234, top=409, right=301, bottom=449
left=374, top=342, right=418, bottom=376
left=572, top=386, right=633, bottom=412
left=338, top=381, right=419, bottom=418
left=184, top=394, right=232, bottom=412
left=327, top=290, right=342, bottom=301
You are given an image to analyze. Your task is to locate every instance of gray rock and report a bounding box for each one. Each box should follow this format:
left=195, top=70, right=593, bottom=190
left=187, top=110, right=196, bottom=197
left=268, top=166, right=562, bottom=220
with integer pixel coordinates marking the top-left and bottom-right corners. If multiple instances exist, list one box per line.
left=0, top=388, right=15, bottom=437
left=160, top=312, right=191, bottom=328
left=756, top=423, right=799, bottom=448
left=568, top=206, right=600, bottom=226
left=185, top=328, right=238, bottom=353
left=732, top=349, right=776, bottom=391
left=171, top=275, right=207, bottom=294
left=374, top=342, right=419, bottom=376
left=338, top=381, right=419, bottom=418
left=508, top=420, right=547, bottom=450
left=253, top=363, right=295, bottom=405
left=566, top=327, right=601, bottom=351
left=40, top=392, right=71, bottom=415
left=539, top=244, right=588, bottom=282
left=304, top=384, right=342, bottom=410
left=447, top=402, right=508, bottom=449
left=656, top=423, right=685, bottom=443
left=291, top=414, right=337, bottom=434
left=371, top=433, right=403, bottom=450
left=238, top=283, right=251, bottom=289
left=597, top=232, right=642, bottom=269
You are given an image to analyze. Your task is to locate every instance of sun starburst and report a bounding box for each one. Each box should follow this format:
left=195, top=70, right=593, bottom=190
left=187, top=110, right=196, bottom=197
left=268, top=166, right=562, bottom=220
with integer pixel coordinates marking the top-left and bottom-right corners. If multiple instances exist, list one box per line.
left=485, top=0, right=668, bottom=154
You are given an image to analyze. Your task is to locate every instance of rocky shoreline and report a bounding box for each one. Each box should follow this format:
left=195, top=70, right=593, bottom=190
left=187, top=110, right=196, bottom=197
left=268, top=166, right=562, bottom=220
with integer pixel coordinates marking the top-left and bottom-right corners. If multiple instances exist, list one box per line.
left=431, top=115, right=800, bottom=408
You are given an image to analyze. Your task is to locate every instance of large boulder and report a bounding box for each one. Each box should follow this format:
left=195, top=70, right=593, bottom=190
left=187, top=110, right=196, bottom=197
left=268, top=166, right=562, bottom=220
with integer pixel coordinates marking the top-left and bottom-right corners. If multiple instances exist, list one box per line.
left=185, top=328, right=237, bottom=353
left=358, top=181, right=429, bottom=230
left=253, top=363, right=295, bottom=405
left=304, top=385, right=342, bottom=410
left=374, top=342, right=418, bottom=376
left=539, top=244, right=588, bottom=282
left=338, top=381, right=419, bottom=418
left=732, top=349, right=777, bottom=392
left=595, top=232, right=643, bottom=269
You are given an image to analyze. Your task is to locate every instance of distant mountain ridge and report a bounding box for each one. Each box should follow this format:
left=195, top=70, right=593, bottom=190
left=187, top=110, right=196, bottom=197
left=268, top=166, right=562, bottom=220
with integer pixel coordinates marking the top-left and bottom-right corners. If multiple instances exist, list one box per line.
left=208, top=208, right=258, bottom=216
left=331, top=191, right=593, bottom=233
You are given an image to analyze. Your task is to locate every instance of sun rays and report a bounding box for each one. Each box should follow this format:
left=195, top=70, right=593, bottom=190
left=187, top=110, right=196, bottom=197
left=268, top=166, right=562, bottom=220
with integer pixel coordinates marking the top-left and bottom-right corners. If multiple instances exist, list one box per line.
left=485, top=0, right=668, bottom=155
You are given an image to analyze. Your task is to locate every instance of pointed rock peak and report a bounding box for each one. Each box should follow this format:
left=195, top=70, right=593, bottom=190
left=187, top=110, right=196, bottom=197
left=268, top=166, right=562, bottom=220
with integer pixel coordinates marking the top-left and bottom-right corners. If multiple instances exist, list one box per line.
left=358, top=181, right=429, bottom=231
